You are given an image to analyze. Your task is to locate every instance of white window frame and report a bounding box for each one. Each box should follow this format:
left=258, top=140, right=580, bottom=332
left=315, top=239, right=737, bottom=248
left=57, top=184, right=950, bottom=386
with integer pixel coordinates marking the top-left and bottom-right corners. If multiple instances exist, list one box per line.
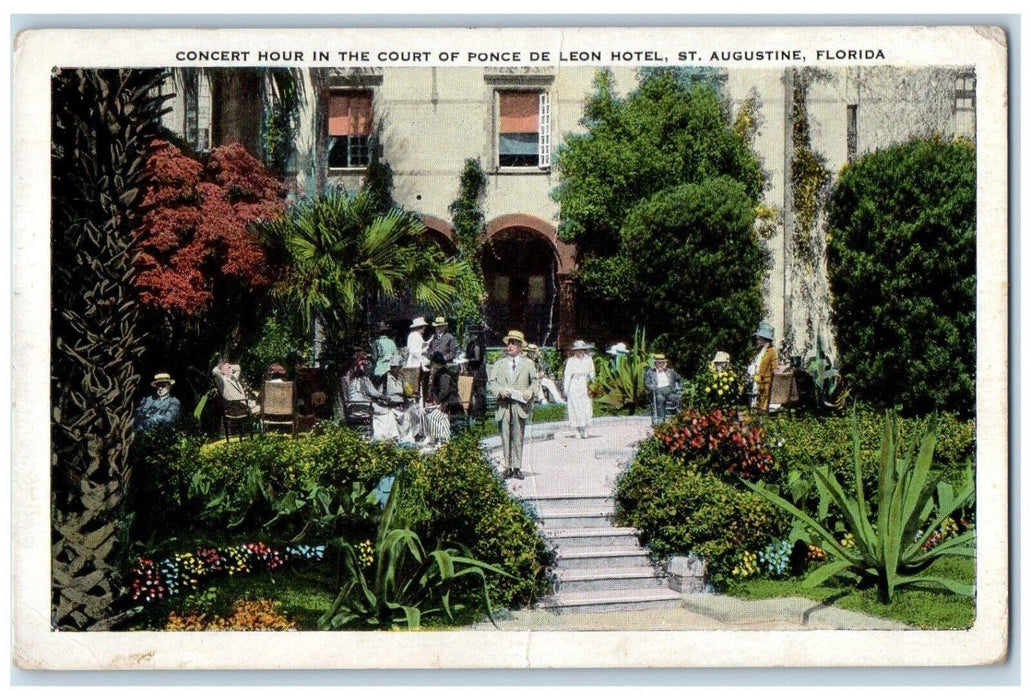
left=496, top=88, right=551, bottom=172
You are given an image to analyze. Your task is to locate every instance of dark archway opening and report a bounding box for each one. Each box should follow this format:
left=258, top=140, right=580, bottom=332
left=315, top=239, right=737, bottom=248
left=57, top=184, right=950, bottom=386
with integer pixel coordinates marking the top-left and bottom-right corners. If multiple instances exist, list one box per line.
left=481, top=227, right=558, bottom=346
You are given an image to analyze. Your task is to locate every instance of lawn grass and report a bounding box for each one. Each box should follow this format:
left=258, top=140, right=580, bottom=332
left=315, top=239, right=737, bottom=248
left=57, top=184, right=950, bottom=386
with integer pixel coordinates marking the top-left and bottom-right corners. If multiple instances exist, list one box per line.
left=724, top=555, right=975, bottom=629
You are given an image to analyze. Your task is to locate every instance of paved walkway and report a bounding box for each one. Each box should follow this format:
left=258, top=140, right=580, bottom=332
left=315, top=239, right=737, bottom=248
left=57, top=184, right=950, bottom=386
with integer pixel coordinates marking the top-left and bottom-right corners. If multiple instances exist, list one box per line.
left=472, top=415, right=910, bottom=631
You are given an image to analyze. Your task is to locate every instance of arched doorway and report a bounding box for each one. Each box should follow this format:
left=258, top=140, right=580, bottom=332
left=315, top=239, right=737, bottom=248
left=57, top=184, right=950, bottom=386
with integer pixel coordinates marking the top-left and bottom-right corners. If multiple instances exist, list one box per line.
left=481, top=226, right=559, bottom=346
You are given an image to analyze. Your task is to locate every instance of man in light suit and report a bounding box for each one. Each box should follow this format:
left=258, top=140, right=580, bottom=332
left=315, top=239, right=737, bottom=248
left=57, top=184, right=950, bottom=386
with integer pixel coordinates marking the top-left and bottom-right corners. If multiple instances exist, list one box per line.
left=487, top=329, right=540, bottom=480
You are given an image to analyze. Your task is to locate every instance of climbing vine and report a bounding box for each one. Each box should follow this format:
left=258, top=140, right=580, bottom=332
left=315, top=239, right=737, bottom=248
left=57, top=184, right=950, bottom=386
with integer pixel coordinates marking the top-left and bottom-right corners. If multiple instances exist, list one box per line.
left=263, top=69, right=299, bottom=177
left=790, top=68, right=831, bottom=267
left=447, top=158, right=488, bottom=331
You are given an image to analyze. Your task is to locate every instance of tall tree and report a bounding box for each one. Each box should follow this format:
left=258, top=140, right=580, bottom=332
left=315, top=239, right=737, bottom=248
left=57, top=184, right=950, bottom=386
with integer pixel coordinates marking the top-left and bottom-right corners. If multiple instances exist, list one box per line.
left=51, top=68, right=169, bottom=630
left=133, top=139, right=286, bottom=399
left=553, top=68, right=768, bottom=366
left=826, top=136, right=976, bottom=416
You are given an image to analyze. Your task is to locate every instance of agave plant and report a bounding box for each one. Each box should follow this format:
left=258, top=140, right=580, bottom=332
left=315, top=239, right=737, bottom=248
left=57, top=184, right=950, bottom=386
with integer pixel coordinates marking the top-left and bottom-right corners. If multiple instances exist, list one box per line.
left=743, top=411, right=974, bottom=603
left=319, top=476, right=511, bottom=630
left=593, top=328, right=651, bottom=412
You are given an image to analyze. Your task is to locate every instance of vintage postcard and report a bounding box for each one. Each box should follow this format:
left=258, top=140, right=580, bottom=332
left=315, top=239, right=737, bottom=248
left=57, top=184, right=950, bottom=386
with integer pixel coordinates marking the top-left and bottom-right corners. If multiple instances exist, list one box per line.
left=12, top=24, right=1009, bottom=670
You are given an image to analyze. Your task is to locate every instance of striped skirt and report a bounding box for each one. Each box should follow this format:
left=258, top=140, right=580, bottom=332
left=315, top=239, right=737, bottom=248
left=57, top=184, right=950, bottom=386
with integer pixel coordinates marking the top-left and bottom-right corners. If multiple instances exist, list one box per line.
left=426, top=407, right=451, bottom=443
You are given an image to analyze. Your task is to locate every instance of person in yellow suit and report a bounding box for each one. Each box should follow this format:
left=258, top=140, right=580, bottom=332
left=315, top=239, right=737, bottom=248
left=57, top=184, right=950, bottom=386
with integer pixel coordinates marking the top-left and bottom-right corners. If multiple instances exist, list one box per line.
left=748, top=321, right=778, bottom=413
left=487, top=330, right=540, bottom=480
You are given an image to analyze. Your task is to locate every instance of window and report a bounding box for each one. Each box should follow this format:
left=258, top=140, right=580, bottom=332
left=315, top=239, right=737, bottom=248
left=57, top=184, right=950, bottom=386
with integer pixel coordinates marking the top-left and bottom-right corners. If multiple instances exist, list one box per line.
left=498, top=90, right=551, bottom=169
left=327, top=90, right=373, bottom=169
left=846, top=104, right=858, bottom=162
left=955, top=73, right=975, bottom=112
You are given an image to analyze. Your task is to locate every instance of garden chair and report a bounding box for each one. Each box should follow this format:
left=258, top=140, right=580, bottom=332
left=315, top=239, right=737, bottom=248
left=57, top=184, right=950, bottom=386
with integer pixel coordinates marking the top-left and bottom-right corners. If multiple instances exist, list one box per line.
left=450, top=374, right=475, bottom=436
left=400, top=367, right=422, bottom=403
left=769, top=367, right=801, bottom=414
left=213, top=387, right=257, bottom=443
left=260, top=381, right=297, bottom=436
left=338, top=376, right=375, bottom=440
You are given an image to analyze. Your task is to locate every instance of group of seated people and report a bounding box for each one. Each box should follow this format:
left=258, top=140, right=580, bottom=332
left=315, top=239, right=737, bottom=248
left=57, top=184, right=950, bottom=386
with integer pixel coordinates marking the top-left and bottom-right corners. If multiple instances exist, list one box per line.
left=343, top=349, right=463, bottom=448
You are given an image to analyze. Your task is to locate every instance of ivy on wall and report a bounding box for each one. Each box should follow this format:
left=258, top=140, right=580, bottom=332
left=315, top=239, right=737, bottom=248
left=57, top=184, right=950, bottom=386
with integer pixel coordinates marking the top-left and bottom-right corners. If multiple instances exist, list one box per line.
left=447, top=158, right=488, bottom=330
left=790, top=68, right=831, bottom=268
left=263, top=69, right=299, bottom=177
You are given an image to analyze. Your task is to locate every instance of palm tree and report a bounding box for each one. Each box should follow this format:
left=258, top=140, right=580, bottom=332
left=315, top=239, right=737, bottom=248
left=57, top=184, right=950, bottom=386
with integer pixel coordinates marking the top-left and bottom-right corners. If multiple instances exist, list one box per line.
left=51, top=69, right=170, bottom=630
left=261, top=187, right=468, bottom=364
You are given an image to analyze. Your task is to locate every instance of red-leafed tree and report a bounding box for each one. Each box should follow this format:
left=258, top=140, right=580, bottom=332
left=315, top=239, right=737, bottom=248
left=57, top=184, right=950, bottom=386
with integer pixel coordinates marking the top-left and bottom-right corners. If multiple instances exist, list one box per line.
left=135, top=140, right=285, bottom=314
left=133, top=140, right=287, bottom=408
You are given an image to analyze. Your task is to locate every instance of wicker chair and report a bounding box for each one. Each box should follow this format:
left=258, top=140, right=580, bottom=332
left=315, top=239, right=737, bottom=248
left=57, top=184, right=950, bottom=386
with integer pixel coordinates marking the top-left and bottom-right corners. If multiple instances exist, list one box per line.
left=338, top=376, right=374, bottom=440
left=260, top=381, right=297, bottom=436
left=769, top=369, right=801, bottom=413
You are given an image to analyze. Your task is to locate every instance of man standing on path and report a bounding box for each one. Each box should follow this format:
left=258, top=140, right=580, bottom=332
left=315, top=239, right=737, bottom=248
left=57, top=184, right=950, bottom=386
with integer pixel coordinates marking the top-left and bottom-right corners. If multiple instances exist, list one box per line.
left=487, top=330, right=539, bottom=480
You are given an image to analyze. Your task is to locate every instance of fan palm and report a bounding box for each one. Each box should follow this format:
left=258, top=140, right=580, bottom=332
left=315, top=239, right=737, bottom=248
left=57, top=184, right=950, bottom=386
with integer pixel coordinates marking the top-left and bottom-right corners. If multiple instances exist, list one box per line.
left=262, top=188, right=468, bottom=354
left=51, top=68, right=170, bottom=630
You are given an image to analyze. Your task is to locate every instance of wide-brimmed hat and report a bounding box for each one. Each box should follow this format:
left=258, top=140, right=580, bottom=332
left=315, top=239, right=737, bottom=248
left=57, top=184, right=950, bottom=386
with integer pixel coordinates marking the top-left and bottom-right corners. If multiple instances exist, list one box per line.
left=571, top=340, right=590, bottom=352
left=502, top=330, right=527, bottom=346
left=607, top=342, right=628, bottom=355
left=652, top=353, right=668, bottom=363
left=712, top=351, right=731, bottom=364
left=754, top=321, right=775, bottom=341
left=151, top=372, right=175, bottom=387
left=432, top=316, right=448, bottom=327
left=410, top=316, right=429, bottom=329
left=527, top=344, right=539, bottom=353
left=388, top=354, right=404, bottom=367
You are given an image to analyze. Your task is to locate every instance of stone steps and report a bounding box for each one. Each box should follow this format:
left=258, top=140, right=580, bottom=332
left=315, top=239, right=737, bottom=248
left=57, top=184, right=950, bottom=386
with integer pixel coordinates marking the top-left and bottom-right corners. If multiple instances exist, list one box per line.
left=554, top=565, right=671, bottom=594
left=526, top=492, right=679, bottom=614
left=537, top=588, right=683, bottom=614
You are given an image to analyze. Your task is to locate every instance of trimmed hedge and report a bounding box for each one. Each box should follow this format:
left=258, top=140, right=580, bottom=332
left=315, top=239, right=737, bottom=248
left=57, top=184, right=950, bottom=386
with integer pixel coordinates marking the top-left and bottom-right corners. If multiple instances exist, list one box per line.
left=399, top=433, right=554, bottom=610
left=616, top=439, right=782, bottom=588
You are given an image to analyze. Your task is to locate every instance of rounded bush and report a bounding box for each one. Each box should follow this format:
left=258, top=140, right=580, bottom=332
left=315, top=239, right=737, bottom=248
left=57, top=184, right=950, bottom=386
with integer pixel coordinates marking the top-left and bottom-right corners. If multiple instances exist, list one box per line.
left=826, top=137, right=975, bottom=416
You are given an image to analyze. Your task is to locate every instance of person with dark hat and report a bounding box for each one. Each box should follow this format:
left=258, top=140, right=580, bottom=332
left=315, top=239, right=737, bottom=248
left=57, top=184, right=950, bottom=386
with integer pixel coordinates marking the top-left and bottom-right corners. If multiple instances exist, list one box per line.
left=427, top=316, right=458, bottom=363
left=487, top=330, right=540, bottom=480
left=134, top=372, right=182, bottom=431
left=747, top=321, right=778, bottom=413
left=369, top=321, right=398, bottom=383
left=644, top=353, right=682, bottom=425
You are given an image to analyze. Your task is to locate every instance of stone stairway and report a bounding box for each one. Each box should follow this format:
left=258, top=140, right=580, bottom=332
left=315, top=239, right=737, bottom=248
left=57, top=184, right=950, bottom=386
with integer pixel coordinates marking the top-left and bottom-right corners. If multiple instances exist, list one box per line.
left=528, top=493, right=681, bottom=614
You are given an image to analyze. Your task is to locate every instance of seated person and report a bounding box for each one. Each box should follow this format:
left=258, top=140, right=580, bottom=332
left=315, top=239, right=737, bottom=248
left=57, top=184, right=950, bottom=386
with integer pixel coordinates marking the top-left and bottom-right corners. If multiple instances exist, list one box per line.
left=212, top=359, right=260, bottom=415
left=265, top=363, right=288, bottom=382
left=382, top=354, right=426, bottom=444
left=527, top=344, right=565, bottom=404
left=424, top=352, right=462, bottom=446
left=134, top=373, right=182, bottom=431
left=343, top=353, right=400, bottom=442
left=644, top=353, right=682, bottom=425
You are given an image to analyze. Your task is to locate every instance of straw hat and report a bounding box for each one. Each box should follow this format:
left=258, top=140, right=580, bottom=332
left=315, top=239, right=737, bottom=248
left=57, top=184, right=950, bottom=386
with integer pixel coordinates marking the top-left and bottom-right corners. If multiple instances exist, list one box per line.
left=571, top=340, right=590, bottom=352
left=652, top=353, right=668, bottom=363
left=712, top=351, right=731, bottom=365
left=151, top=372, right=175, bottom=387
left=432, top=316, right=448, bottom=327
left=410, top=316, right=429, bottom=329
left=502, top=330, right=527, bottom=346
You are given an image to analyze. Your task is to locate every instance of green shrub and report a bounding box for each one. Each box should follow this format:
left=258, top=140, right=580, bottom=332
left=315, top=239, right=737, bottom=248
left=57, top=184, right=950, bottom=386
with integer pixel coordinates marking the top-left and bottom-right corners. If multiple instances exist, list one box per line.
left=826, top=137, right=975, bottom=417
left=126, top=430, right=207, bottom=543
left=615, top=440, right=783, bottom=588
left=130, top=425, right=413, bottom=548
left=762, top=409, right=974, bottom=515
left=745, top=412, right=975, bottom=603
left=398, top=433, right=553, bottom=610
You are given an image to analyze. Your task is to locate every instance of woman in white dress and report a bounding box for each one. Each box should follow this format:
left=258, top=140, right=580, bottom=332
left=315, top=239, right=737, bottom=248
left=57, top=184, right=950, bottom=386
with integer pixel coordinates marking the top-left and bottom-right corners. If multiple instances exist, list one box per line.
left=563, top=340, right=596, bottom=439
left=404, top=316, right=430, bottom=370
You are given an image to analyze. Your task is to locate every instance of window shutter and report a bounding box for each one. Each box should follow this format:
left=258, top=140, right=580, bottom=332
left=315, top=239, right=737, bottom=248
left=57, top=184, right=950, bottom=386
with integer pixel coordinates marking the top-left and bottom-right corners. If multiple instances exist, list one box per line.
left=538, top=91, right=551, bottom=169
